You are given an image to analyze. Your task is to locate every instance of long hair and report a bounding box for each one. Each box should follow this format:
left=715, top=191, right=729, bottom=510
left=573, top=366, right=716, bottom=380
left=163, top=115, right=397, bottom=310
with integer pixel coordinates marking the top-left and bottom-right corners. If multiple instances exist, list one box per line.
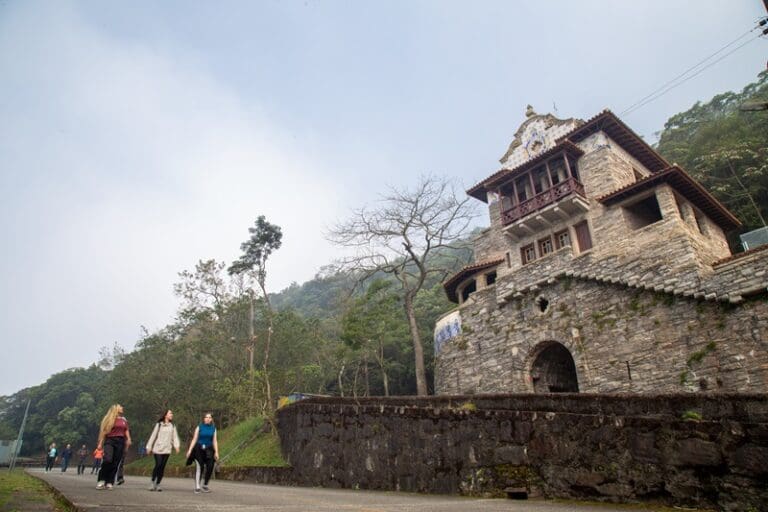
left=99, top=404, right=121, bottom=440
left=157, top=409, right=172, bottom=423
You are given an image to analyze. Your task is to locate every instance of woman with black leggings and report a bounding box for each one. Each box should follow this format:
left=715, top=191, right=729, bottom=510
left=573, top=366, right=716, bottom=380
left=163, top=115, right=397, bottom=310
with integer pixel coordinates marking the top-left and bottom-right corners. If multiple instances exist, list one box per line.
left=96, top=404, right=131, bottom=490
left=185, top=412, right=219, bottom=493
left=145, top=409, right=180, bottom=491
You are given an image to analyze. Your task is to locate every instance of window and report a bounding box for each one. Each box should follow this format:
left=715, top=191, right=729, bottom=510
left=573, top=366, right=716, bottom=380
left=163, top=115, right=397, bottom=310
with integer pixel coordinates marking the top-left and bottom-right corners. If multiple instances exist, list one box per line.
left=539, top=236, right=553, bottom=256
left=567, top=156, right=579, bottom=181
left=574, top=221, right=593, bottom=252
left=501, top=194, right=514, bottom=211
left=549, top=158, right=567, bottom=185
left=555, top=229, right=570, bottom=249
left=624, top=194, right=663, bottom=230
left=521, top=243, right=536, bottom=265
left=515, top=176, right=532, bottom=203
left=460, top=280, right=477, bottom=302
left=533, top=166, right=549, bottom=195
left=485, top=271, right=497, bottom=286
left=694, top=210, right=709, bottom=236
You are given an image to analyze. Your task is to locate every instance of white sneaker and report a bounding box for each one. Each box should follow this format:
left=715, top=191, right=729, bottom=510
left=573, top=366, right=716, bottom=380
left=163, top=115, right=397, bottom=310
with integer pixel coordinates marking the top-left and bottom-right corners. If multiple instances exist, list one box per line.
left=96, top=481, right=105, bottom=489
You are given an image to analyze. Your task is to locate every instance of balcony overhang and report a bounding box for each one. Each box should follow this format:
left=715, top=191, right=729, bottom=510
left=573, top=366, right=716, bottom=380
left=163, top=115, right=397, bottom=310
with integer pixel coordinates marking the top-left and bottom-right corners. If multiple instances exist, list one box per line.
left=503, top=195, right=589, bottom=240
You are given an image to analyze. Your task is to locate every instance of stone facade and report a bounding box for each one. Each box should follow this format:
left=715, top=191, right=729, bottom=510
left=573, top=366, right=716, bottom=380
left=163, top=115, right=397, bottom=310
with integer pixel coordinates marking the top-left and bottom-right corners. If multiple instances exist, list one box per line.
left=276, top=394, right=768, bottom=511
left=438, top=109, right=768, bottom=395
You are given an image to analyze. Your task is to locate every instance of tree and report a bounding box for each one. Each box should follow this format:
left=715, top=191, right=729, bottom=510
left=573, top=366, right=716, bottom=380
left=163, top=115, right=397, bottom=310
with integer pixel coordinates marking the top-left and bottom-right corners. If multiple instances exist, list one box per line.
left=341, top=279, right=409, bottom=396
left=656, top=71, right=768, bottom=240
left=228, top=216, right=283, bottom=414
left=328, top=175, right=476, bottom=395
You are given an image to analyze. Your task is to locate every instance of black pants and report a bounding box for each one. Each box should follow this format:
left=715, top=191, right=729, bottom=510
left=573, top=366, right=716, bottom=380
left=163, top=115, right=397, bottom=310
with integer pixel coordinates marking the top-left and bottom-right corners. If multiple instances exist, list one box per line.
left=45, top=456, right=55, bottom=472
left=151, top=454, right=170, bottom=485
left=193, top=445, right=215, bottom=487
left=97, top=437, right=124, bottom=485
left=77, top=460, right=86, bottom=474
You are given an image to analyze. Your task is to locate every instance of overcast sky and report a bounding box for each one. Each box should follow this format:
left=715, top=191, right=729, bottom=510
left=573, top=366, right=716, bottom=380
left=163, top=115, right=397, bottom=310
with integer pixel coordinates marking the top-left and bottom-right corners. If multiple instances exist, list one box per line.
left=1, top=1, right=766, bottom=396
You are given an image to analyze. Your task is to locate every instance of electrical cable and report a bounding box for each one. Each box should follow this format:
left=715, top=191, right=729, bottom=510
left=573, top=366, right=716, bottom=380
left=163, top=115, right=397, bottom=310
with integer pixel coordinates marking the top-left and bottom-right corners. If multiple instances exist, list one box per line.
left=622, top=33, right=763, bottom=117
left=620, top=21, right=766, bottom=117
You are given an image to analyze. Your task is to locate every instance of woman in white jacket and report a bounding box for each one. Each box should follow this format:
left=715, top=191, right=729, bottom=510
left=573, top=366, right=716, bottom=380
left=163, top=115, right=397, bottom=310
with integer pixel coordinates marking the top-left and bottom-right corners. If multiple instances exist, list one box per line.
left=145, top=409, right=181, bottom=491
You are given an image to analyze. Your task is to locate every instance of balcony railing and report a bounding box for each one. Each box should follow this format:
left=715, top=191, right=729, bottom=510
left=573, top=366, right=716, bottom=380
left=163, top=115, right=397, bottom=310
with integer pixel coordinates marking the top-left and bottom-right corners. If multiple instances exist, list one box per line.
left=501, top=177, right=586, bottom=225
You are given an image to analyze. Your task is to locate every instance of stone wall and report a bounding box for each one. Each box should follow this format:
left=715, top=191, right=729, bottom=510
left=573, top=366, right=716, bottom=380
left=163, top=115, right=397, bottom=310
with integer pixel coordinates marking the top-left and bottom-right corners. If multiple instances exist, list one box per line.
left=436, top=276, right=768, bottom=395
left=276, top=394, right=768, bottom=511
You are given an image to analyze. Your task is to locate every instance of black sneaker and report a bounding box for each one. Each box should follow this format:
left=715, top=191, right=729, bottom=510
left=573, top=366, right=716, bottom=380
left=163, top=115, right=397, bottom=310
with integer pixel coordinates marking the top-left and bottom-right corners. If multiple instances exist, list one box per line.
left=202, top=486, right=211, bottom=493
left=117, top=478, right=125, bottom=486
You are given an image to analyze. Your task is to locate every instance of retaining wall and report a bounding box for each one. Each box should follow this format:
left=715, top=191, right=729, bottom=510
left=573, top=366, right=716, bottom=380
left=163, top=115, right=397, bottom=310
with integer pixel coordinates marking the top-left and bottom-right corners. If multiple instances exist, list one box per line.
left=276, top=393, right=768, bottom=511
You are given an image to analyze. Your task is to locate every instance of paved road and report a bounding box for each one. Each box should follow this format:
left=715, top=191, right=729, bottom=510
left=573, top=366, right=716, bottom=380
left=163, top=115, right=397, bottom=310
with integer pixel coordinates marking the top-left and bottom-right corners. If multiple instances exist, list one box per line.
left=30, top=468, right=672, bottom=511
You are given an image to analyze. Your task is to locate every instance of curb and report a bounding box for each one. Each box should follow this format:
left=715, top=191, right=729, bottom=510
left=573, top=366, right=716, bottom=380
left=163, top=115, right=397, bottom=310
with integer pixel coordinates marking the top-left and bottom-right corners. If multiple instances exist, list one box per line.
left=25, top=469, right=83, bottom=512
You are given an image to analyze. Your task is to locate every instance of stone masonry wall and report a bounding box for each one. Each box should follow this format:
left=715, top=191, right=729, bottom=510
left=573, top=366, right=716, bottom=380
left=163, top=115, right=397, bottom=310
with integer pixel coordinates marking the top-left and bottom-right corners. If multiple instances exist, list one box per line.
left=276, top=394, right=768, bottom=511
left=436, top=276, right=768, bottom=395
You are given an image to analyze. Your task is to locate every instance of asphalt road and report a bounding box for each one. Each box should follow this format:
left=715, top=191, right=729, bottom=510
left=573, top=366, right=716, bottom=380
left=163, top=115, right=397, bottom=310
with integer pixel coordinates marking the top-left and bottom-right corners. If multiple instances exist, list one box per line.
left=31, top=468, right=673, bottom=511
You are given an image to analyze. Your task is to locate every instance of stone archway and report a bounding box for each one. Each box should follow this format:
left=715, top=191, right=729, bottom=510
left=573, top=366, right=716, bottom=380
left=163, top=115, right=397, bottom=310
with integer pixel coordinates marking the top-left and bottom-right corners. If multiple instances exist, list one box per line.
left=530, top=342, right=579, bottom=393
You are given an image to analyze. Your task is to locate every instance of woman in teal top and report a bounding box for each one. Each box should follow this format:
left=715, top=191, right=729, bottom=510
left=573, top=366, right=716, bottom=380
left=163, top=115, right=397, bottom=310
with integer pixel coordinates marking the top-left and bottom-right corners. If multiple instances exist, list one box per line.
left=185, top=412, right=219, bottom=493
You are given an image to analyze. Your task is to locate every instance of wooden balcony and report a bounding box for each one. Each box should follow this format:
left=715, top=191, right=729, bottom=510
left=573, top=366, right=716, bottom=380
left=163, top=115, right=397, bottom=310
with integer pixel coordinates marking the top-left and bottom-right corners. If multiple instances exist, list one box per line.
left=501, top=177, right=589, bottom=239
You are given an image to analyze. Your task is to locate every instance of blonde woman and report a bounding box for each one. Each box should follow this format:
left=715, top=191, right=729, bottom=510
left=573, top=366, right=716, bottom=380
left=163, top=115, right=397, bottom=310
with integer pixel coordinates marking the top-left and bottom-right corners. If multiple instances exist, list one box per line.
left=145, top=409, right=181, bottom=492
left=185, top=412, right=219, bottom=493
left=96, top=404, right=132, bottom=490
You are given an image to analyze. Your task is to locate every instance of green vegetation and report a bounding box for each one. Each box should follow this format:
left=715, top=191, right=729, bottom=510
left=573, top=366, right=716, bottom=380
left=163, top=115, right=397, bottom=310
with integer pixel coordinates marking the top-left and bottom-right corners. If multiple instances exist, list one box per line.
left=127, top=416, right=286, bottom=472
left=657, top=71, right=768, bottom=244
left=0, top=469, right=75, bottom=511
left=681, top=410, right=703, bottom=421
left=687, top=342, right=717, bottom=366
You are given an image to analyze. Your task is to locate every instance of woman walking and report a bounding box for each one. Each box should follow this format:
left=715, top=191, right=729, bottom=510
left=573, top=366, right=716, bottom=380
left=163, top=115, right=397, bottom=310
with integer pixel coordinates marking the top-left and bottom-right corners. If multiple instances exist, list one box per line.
left=145, top=409, right=181, bottom=492
left=44, top=442, right=57, bottom=472
left=96, top=404, right=132, bottom=490
left=185, top=412, right=219, bottom=494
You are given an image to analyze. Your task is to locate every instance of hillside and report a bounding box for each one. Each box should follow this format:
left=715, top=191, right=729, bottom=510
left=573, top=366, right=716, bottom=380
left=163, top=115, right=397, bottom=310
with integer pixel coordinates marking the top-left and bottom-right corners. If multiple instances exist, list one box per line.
left=126, top=416, right=286, bottom=475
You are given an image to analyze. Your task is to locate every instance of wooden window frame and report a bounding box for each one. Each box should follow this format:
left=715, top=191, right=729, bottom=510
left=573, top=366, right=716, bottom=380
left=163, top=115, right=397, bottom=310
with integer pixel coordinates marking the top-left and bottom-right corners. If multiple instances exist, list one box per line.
left=521, top=243, right=536, bottom=265
left=538, top=236, right=554, bottom=256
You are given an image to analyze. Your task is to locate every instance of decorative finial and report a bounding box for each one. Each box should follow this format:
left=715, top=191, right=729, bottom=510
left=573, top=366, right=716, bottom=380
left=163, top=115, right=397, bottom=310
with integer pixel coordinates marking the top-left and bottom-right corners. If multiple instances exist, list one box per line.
left=525, top=105, right=537, bottom=118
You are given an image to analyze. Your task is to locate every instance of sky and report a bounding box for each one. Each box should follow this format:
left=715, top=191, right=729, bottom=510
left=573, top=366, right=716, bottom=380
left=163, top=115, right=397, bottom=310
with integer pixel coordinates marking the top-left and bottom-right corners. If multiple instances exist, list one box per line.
left=1, top=0, right=766, bottom=396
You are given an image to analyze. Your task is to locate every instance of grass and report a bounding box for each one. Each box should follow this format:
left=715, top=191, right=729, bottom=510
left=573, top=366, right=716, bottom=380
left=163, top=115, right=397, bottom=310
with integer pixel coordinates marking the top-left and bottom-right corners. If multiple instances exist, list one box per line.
left=0, top=468, right=75, bottom=511
left=126, top=416, right=287, bottom=473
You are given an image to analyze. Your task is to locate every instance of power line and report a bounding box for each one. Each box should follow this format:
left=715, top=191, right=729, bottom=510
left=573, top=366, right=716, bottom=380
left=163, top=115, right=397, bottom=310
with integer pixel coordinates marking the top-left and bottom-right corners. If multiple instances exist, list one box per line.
left=620, top=21, right=766, bottom=117
left=622, top=33, right=763, bottom=117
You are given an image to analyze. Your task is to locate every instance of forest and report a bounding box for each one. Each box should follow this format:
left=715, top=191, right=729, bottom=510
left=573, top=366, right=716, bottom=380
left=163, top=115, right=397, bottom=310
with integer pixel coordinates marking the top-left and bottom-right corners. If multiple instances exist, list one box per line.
left=1, top=71, right=766, bottom=457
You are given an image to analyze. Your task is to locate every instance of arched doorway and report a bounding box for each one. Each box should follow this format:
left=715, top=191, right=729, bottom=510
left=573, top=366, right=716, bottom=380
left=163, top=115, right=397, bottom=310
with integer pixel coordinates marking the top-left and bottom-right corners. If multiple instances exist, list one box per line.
left=530, top=342, right=579, bottom=393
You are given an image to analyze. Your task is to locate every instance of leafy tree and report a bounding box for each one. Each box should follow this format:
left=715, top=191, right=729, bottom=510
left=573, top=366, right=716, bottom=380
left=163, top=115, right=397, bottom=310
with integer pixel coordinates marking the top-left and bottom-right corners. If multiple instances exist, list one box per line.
left=341, top=279, right=409, bottom=396
left=329, top=175, right=476, bottom=395
left=656, top=71, right=768, bottom=241
left=228, top=216, right=284, bottom=414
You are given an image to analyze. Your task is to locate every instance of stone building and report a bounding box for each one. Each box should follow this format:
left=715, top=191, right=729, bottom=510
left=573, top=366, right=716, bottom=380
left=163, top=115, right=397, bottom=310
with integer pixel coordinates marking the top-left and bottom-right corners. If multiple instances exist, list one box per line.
left=434, top=107, right=768, bottom=394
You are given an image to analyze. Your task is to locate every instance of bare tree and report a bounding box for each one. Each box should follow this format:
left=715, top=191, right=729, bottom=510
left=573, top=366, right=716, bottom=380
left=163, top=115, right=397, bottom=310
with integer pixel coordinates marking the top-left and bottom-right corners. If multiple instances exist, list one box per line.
left=328, top=175, right=476, bottom=395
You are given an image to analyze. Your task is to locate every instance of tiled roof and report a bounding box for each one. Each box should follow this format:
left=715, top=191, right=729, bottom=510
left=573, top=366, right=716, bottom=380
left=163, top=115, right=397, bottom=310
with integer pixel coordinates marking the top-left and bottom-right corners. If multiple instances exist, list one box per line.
left=555, top=109, right=670, bottom=172
left=597, top=165, right=741, bottom=231
left=443, top=257, right=505, bottom=303
left=713, top=242, right=768, bottom=267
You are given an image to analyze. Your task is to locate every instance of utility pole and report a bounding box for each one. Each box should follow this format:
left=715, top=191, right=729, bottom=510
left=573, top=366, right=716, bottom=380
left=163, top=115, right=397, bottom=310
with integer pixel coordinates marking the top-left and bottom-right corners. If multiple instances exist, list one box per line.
left=8, top=400, right=31, bottom=471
